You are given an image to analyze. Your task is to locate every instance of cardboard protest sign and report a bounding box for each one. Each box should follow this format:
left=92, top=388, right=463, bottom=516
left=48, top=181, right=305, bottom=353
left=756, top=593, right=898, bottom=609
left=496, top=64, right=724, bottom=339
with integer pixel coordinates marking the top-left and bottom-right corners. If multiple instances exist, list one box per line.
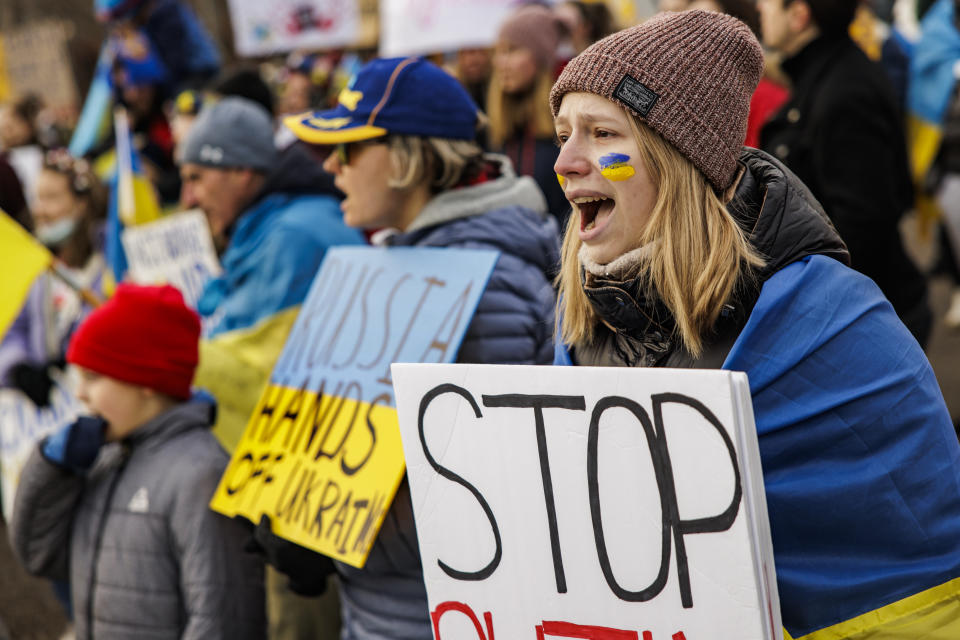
left=210, top=247, right=499, bottom=568
left=0, top=372, right=81, bottom=521
left=121, top=210, right=221, bottom=309
left=391, top=364, right=781, bottom=640
left=227, top=0, right=361, bottom=57
left=379, top=0, right=515, bottom=57
left=0, top=21, right=77, bottom=109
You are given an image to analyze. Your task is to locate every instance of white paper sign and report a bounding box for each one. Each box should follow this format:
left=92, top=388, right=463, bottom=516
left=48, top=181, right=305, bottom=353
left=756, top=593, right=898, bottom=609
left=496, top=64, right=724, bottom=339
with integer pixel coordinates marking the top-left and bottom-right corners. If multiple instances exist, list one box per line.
left=0, top=373, right=81, bottom=521
left=379, top=0, right=516, bottom=57
left=121, top=210, right=221, bottom=310
left=392, top=364, right=781, bottom=640
left=227, top=0, right=361, bottom=57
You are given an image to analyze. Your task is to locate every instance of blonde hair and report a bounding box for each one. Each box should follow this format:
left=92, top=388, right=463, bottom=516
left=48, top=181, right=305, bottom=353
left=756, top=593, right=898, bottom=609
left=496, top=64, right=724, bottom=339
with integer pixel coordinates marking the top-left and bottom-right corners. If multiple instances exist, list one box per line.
left=486, top=69, right=556, bottom=148
left=386, top=134, right=485, bottom=192
left=556, top=114, right=765, bottom=357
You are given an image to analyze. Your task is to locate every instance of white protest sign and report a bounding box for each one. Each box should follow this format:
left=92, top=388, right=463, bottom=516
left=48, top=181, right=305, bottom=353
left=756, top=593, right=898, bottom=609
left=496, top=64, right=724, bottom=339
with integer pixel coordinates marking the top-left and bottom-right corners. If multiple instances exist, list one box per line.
left=392, top=364, right=781, bottom=640
left=227, top=0, right=361, bottom=57
left=379, top=0, right=516, bottom=57
left=0, top=372, right=82, bottom=521
left=121, top=209, right=221, bottom=309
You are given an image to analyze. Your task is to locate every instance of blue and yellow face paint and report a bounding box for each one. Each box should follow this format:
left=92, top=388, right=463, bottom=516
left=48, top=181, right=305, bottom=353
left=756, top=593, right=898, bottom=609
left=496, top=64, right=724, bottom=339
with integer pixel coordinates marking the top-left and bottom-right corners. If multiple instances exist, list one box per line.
left=556, top=173, right=566, bottom=188
left=599, top=153, right=636, bottom=181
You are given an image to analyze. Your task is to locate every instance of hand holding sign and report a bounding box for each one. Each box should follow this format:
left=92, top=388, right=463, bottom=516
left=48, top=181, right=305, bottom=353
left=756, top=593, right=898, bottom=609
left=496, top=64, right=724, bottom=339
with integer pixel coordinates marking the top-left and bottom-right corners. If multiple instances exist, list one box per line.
left=392, top=364, right=781, bottom=640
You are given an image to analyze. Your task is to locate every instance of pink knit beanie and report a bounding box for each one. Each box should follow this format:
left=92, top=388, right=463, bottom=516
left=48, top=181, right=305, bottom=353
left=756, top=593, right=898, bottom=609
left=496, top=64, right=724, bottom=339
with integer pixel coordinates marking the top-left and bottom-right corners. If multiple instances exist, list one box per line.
left=550, top=10, right=764, bottom=191
left=498, top=4, right=562, bottom=71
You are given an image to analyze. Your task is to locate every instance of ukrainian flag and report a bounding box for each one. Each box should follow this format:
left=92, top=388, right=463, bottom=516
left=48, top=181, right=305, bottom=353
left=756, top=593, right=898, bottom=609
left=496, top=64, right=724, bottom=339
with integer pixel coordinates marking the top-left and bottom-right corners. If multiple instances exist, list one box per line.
left=104, top=107, right=162, bottom=282
left=555, top=255, right=960, bottom=638
left=0, top=211, right=51, bottom=341
left=68, top=42, right=114, bottom=158
left=907, top=0, right=960, bottom=202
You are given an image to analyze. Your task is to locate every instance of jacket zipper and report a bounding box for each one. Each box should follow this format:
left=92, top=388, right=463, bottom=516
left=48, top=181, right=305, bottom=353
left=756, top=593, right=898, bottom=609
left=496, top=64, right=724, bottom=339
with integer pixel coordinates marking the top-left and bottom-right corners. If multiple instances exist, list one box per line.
left=83, top=448, right=130, bottom=640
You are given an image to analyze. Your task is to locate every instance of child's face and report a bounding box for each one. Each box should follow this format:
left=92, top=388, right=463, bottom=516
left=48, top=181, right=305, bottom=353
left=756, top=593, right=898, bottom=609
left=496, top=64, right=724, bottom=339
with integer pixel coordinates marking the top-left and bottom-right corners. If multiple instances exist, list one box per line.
left=75, top=368, right=150, bottom=442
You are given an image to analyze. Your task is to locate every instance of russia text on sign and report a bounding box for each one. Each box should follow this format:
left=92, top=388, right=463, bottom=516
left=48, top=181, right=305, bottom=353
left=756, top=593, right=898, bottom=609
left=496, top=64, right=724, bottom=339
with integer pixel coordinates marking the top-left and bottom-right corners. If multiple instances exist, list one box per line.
left=210, top=247, right=498, bottom=567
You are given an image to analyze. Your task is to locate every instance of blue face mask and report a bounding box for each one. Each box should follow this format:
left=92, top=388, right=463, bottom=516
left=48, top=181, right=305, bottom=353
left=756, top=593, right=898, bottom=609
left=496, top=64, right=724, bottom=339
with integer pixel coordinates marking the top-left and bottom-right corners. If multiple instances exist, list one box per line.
left=35, top=217, right=78, bottom=248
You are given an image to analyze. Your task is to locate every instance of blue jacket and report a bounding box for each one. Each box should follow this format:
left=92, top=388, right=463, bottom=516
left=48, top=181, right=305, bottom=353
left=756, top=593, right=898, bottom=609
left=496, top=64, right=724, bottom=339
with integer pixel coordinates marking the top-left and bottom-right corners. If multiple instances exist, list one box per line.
left=336, top=155, right=560, bottom=640
left=555, top=149, right=960, bottom=638
left=197, top=145, right=366, bottom=336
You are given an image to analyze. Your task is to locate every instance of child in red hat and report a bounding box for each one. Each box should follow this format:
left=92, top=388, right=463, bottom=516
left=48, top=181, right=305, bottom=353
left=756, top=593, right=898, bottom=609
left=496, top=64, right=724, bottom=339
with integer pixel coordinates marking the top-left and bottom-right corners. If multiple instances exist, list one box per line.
left=10, top=283, right=265, bottom=639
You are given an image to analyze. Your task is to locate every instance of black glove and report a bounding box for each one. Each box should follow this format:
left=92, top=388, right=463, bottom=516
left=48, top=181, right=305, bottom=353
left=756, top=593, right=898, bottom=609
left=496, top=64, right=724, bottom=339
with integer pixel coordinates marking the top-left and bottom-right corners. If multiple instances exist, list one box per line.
left=10, top=361, right=56, bottom=408
left=244, top=515, right=337, bottom=596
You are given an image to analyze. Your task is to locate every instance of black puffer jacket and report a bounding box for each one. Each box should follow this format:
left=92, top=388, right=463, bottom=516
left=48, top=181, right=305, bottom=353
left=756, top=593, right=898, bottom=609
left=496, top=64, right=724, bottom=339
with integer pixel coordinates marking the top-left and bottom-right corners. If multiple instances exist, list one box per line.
left=760, top=35, right=930, bottom=344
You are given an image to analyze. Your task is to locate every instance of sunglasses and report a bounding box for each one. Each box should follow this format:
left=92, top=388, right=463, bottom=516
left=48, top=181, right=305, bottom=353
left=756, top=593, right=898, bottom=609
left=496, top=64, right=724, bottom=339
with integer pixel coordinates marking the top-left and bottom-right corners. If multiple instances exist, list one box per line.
left=334, top=138, right=386, bottom=166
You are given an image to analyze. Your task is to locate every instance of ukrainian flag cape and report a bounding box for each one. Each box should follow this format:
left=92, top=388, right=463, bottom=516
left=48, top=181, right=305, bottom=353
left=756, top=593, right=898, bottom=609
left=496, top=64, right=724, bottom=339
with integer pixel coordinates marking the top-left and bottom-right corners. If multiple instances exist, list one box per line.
left=556, top=255, right=960, bottom=638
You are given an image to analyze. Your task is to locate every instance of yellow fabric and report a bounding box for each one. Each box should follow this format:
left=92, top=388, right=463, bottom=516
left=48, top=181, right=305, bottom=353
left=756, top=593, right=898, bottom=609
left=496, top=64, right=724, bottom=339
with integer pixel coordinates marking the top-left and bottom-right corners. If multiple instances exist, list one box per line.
left=790, top=577, right=960, bottom=640
left=0, top=36, right=10, bottom=101
left=908, top=115, right=944, bottom=186
left=194, top=306, right=301, bottom=453
left=849, top=7, right=882, bottom=61
left=0, top=211, right=52, bottom=341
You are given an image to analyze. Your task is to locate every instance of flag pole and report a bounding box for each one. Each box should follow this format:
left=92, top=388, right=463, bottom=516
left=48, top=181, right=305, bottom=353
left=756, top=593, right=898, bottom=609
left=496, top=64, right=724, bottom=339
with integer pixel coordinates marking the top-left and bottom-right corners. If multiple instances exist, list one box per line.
left=48, top=260, right=105, bottom=308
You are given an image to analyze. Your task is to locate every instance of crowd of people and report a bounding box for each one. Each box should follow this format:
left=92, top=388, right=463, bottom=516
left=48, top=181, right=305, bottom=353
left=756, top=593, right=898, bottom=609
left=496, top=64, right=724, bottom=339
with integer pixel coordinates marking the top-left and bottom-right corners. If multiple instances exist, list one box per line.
left=2, top=0, right=960, bottom=639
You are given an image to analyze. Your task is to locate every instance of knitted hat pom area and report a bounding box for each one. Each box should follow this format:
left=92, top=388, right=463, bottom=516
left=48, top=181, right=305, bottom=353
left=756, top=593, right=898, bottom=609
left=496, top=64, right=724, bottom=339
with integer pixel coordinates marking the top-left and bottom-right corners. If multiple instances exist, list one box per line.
left=550, top=10, right=764, bottom=192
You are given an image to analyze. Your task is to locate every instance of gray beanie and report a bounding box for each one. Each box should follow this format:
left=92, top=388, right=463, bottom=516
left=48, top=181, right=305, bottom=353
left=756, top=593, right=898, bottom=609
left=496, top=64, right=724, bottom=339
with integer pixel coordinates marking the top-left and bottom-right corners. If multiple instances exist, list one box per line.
left=180, top=97, right=278, bottom=172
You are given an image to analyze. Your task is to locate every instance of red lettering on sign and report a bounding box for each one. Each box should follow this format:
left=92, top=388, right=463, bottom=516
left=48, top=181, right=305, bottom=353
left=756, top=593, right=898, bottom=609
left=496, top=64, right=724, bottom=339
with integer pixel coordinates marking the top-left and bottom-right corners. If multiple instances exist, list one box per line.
left=536, top=621, right=639, bottom=640
left=672, top=633, right=687, bottom=640
left=431, top=601, right=495, bottom=640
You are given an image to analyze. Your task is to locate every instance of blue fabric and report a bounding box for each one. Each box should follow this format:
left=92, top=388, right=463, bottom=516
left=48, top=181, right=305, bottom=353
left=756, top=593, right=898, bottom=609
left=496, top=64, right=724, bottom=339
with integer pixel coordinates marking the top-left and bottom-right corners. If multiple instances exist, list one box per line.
left=554, top=255, right=960, bottom=637
left=909, top=0, right=960, bottom=124
left=197, top=193, right=365, bottom=336
left=724, top=255, right=960, bottom=636
left=144, top=0, right=221, bottom=87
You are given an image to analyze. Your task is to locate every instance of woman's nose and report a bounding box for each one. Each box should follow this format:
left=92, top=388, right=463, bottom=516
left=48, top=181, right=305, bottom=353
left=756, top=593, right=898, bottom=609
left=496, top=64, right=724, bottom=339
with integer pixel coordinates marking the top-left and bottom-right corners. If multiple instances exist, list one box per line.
left=554, top=135, right=591, bottom=179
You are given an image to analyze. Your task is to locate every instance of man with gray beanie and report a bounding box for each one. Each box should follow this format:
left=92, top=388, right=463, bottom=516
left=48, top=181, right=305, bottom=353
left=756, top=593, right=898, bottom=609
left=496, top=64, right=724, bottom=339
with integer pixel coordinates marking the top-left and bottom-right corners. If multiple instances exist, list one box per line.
left=179, top=96, right=365, bottom=336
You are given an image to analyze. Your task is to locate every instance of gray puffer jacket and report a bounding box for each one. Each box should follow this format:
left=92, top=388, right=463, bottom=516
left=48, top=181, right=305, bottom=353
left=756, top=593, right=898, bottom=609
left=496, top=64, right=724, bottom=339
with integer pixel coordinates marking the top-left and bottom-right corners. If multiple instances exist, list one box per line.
left=10, top=401, right=265, bottom=640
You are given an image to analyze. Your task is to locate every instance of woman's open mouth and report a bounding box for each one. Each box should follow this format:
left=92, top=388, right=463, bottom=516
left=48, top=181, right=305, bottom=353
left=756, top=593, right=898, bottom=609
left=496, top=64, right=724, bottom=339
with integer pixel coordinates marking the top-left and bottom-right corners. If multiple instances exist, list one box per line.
left=573, top=195, right=615, bottom=234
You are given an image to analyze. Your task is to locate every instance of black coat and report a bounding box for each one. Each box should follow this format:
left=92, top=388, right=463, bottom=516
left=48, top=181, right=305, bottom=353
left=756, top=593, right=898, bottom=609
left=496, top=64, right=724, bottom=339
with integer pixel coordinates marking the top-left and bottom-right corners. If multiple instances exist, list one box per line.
left=760, top=35, right=929, bottom=342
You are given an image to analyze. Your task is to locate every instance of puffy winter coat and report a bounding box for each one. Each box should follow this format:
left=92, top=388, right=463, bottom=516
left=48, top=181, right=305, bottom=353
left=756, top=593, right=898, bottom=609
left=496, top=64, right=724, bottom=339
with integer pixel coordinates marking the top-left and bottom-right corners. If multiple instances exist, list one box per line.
left=556, top=149, right=960, bottom=639
left=334, top=155, right=561, bottom=639
left=10, top=401, right=266, bottom=640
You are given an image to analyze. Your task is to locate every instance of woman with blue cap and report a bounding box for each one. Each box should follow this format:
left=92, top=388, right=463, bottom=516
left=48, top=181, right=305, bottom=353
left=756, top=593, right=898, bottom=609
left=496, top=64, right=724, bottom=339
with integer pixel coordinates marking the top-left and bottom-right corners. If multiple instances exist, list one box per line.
left=254, top=56, right=561, bottom=639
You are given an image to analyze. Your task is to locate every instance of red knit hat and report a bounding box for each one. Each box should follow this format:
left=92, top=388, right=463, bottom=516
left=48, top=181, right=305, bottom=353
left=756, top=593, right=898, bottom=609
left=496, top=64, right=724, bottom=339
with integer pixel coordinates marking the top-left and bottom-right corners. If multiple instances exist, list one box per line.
left=550, top=10, right=764, bottom=191
left=67, top=283, right=200, bottom=400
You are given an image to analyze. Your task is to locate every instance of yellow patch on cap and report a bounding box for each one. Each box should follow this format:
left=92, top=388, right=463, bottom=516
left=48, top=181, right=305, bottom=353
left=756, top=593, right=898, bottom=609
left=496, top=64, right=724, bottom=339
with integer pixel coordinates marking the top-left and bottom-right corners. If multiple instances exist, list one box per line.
left=338, top=88, right=363, bottom=111
left=301, top=116, right=352, bottom=130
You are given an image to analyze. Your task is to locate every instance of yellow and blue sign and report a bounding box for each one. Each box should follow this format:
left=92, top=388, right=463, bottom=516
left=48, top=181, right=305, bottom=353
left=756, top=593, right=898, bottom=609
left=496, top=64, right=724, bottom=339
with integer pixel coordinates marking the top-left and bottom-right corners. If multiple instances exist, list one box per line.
left=599, top=153, right=635, bottom=181
left=210, top=246, right=498, bottom=568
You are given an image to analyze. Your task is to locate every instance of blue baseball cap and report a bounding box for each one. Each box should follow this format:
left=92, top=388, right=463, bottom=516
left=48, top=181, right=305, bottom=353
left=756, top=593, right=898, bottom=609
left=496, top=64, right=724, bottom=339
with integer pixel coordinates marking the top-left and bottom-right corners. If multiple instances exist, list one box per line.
left=284, top=57, right=479, bottom=144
